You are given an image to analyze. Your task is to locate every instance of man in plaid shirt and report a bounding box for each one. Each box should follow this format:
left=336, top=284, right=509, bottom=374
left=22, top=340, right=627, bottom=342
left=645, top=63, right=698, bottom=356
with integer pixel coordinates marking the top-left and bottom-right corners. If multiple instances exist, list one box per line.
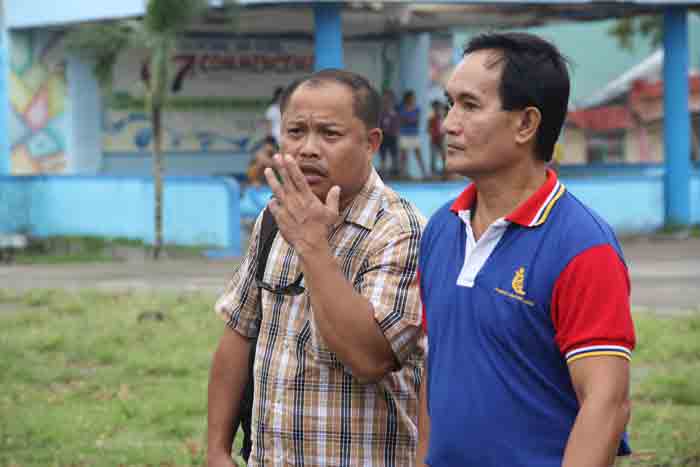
left=208, top=69, right=426, bottom=467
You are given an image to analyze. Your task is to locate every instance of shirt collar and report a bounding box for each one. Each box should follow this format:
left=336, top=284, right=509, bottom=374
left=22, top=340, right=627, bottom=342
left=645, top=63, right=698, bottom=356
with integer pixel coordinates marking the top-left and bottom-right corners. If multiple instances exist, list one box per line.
left=449, top=168, right=566, bottom=228
left=341, top=167, right=383, bottom=231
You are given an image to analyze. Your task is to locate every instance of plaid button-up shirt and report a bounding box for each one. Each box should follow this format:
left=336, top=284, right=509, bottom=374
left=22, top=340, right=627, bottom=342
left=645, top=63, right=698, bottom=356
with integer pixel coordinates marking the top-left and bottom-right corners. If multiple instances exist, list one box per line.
left=216, top=169, right=426, bottom=467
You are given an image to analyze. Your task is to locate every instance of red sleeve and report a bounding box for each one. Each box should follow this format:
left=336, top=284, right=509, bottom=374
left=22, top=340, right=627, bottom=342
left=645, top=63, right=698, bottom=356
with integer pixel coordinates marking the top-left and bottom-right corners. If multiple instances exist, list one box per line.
left=551, top=244, right=636, bottom=364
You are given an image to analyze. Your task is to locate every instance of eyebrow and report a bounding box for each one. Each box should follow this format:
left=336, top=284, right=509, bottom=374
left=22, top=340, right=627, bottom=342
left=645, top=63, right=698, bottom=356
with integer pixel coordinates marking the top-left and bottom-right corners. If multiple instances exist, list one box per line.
left=444, top=90, right=481, bottom=103
left=285, top=118, right=344, bottom=128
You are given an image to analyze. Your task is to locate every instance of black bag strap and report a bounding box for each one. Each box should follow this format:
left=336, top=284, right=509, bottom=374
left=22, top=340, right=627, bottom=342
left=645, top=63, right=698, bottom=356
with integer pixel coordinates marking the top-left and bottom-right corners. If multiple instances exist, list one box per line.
left=239, top=207, right=277, bottom=463
left=256, top=207, right=279, bottom=284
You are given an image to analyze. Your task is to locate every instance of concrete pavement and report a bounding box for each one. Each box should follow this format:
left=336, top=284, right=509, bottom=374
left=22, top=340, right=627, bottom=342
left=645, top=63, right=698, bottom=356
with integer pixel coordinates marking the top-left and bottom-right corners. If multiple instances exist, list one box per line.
left=1, top=237, right=698, bottom=313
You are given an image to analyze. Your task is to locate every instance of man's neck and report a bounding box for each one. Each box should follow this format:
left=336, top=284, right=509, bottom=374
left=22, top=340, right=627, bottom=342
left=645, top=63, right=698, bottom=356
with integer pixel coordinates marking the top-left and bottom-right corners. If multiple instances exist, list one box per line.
left=338, top=168, right=372, bottom=213
left=470, top=162, right=548, bottom=240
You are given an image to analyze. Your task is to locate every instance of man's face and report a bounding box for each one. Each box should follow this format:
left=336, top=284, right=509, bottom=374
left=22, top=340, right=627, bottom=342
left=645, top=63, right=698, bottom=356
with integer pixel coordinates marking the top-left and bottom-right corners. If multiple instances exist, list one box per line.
left=442, top=49, right=523, bottom=177
left=280, top=81, right=380, bottom=207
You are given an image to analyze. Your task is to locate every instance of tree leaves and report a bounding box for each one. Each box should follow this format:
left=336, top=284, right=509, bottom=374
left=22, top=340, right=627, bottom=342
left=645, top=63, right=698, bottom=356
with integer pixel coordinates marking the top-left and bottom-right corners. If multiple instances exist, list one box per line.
left=64, top=23, right=133, bottom=90
left=608, top=12, right=699, bottom=51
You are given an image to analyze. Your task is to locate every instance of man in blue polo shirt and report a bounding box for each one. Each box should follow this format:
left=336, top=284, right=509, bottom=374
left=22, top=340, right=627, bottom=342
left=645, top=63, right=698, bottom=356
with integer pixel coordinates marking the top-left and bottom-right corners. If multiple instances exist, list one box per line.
left=416, top=32, right=636, bottom=467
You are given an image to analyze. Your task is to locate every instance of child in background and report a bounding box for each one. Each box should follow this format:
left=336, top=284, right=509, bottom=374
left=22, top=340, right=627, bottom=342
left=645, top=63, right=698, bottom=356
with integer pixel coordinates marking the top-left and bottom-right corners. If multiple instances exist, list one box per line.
left=246, top=137, right=277, bottom=186
left=428, top=100, right=446, bottom=179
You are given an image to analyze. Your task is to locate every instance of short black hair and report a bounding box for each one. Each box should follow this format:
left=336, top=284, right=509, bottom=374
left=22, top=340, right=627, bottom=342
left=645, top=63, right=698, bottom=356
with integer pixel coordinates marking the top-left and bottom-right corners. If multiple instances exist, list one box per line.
left=464, top=32, right=570, bottom=162
left=279, top=69, right=381, bottom=130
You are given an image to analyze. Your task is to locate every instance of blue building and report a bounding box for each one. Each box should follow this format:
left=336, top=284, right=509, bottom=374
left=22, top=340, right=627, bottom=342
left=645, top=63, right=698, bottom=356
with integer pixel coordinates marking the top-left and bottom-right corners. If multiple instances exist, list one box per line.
left=0, top=1, right=698, bottom=252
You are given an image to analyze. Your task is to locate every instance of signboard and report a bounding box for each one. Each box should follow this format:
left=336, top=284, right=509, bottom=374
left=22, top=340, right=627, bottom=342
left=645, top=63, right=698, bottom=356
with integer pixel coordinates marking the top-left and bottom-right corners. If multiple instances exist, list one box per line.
left=104, top=35, right=315, bottom=154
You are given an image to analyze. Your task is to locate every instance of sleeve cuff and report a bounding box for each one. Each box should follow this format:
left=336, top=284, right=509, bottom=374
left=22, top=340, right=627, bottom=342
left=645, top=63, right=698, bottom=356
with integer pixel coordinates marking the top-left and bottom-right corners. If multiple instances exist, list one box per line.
left=565, top=345, right=632, bottom=364
left=215, top=295, right=260, bottom=338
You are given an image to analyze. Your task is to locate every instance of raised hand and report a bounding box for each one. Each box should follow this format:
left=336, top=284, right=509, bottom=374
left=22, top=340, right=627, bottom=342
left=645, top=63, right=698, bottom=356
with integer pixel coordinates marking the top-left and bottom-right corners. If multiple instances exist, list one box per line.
left=264, top=154, right=341, bottom=256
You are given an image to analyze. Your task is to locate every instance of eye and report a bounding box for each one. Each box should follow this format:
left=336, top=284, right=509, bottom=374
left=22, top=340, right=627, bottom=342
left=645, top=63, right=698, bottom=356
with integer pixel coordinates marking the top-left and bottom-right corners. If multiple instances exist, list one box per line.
left=324, top=129, right=341, bottom=138
left=287, top=127, right=303, bottom=136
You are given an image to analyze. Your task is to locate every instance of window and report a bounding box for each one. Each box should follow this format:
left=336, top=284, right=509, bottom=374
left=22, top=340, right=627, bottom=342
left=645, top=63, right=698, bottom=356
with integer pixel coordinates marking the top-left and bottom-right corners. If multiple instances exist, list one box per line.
left=586, top=129, right=626, bottom=164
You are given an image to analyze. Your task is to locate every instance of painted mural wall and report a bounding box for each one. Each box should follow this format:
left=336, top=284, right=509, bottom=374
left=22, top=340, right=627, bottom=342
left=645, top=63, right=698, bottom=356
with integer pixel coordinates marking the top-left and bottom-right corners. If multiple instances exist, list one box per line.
left=8, top=30, right=68, bottom=174
left=103, top=35, right=385, bottom=157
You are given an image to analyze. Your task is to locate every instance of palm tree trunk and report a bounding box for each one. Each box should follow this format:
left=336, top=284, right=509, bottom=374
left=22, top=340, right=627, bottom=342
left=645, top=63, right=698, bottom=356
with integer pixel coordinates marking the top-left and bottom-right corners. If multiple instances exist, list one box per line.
left=152, top=105, right=164, bottom=260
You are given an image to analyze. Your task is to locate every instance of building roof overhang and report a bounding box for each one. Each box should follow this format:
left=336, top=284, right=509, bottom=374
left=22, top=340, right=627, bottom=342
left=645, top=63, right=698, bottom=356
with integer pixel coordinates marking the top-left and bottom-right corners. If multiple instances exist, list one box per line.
left=7, top=0, right=699, bottom=35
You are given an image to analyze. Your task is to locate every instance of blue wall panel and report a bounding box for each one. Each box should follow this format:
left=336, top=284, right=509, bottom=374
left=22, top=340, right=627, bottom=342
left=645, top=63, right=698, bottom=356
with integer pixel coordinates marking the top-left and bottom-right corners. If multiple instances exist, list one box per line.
left=0, top=179, right=31, bottom=233
left=0, top=175, right=241, bottom=253
left=239, top=173, right=700, bottom=235
left=692, top=175, right=700, bottom=224
left=565, top=177, right=665, bottom=233
left=3, top=171, right=698, bottom=260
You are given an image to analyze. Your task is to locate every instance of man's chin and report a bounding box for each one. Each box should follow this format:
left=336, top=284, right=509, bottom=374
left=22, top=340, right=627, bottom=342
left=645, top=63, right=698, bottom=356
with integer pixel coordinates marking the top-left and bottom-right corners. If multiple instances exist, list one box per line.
left=445, top=159, right=471, bottom=176
left=446, top=162, right=487, bottom=179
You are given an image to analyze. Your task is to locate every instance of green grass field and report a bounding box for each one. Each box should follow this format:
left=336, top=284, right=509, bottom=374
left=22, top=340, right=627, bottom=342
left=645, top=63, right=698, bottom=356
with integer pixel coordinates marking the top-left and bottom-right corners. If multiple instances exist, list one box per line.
left=9, top=236, right=212, bottom=265
left=0, top=289, right=698, bottom=466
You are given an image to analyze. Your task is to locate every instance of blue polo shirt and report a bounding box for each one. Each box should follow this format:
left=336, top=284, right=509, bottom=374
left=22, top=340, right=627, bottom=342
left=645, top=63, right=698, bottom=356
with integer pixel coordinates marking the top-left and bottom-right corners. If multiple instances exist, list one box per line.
left=419, top=170, right=636, bottom=467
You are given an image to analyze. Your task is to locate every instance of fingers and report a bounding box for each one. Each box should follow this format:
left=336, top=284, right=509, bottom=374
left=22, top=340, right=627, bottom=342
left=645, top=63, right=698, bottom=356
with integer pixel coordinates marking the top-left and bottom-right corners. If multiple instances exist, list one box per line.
left=325, top=185, right=341, bottom=215
left=271, top=153, right=313, bottom=198
left=263, top=166, right=285, bottom=201
left=267, top=154, right=317, bottom=214
left=266, top=196, right=293, bottom=244
left=283, top=154, right=314, bottom=197
left=265, top=157, right=306, bottom=222
left=268, top=154, right=291, bottom=195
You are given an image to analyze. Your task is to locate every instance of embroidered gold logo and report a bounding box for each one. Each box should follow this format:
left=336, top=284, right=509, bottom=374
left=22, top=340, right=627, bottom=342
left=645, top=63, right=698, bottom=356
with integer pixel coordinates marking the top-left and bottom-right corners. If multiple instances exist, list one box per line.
left=512, top=267, right=526, bottom=296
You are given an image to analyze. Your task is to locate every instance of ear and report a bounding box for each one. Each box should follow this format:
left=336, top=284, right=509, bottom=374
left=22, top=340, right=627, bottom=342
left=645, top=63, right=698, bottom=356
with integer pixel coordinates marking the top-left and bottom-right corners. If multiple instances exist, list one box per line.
left=366, top=128, right=383, bottom=161
left=514, top=107, right=541, bottom=146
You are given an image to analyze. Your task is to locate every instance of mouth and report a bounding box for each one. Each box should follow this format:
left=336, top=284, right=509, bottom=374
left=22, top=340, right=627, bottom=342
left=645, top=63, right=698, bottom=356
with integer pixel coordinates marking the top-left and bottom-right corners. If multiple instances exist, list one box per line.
left=298, top=164, right=328, bottom=185
left=446, top=143, right=465, bottom=153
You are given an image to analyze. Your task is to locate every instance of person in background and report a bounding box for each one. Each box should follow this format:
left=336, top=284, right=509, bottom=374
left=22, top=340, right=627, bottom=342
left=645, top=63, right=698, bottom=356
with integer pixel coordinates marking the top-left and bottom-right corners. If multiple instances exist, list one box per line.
left=378, top=89, right=401, bottom=177
left=246, top=136, right=277, bottom=187
left=265, top=86, right=284, bottom=146
left=428, top=100, right=446, bottom=179
left=399, top=90, right=428, bottom=179
left=417, top=32, right=635, bottom=467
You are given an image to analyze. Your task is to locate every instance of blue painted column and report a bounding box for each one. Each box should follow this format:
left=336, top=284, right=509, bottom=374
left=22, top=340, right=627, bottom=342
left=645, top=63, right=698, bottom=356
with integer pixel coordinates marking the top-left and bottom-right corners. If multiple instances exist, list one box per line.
left=399, top=32, right=430, bottom=179
left=66, top=55, right=103, bottom=174
left=663, top=7, right=692, bottom=226
left=313, top=3, right=343, bottom=70
left=0, top=27, right=10, bottom=174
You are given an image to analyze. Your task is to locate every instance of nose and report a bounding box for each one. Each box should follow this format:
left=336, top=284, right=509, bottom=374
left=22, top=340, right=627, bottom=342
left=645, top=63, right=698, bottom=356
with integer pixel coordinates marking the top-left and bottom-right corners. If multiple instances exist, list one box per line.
left=298, top=132, right=321, bottom=159
left=442, top=105, right=461, bottom=137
